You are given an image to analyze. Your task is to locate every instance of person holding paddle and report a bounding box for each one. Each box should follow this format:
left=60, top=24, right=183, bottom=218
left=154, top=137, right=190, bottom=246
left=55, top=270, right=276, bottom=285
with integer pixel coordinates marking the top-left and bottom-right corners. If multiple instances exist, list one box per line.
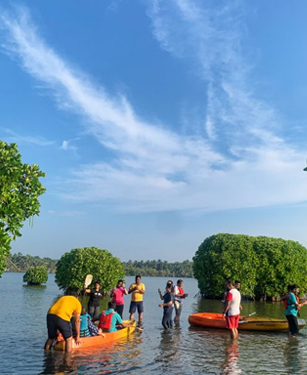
left=84, top=280, right=104, bottom=319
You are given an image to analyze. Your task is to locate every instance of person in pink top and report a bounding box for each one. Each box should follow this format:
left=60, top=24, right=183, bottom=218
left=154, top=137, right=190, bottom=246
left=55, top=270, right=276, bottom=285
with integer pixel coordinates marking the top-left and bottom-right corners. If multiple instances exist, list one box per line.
left=110, top=280, right=128, bottom=318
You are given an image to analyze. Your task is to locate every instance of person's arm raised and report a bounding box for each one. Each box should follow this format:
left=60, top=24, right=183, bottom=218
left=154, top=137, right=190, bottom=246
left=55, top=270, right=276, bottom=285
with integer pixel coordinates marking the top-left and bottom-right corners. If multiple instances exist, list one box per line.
left=158, top=289, right=163, bottom=300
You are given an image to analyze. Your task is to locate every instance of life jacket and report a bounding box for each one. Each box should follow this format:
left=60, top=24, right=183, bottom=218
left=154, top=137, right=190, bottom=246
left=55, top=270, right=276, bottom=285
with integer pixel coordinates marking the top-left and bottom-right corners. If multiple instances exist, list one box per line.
left=98, top=312, right=115, bottom=330
left=178, top=287, right=185, bottom=295
left=284, top=293, right=300, bottom=310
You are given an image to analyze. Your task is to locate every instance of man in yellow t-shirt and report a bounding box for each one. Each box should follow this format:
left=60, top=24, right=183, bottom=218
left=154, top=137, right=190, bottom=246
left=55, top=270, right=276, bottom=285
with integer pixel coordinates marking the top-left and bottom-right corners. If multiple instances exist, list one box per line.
left=128, top=275, right=145, bottom=324
left=44, top=292, right=82, bottom=352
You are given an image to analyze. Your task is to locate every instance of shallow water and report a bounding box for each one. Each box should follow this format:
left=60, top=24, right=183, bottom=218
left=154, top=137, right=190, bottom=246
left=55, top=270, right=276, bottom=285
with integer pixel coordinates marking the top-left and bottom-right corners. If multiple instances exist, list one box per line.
left=1, top=273, right=307, bottom=374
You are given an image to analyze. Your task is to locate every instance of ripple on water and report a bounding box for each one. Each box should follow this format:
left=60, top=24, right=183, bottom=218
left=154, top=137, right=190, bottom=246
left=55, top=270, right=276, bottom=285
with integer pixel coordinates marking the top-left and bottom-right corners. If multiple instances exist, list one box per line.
left=2, top=275, right=307, bottom=375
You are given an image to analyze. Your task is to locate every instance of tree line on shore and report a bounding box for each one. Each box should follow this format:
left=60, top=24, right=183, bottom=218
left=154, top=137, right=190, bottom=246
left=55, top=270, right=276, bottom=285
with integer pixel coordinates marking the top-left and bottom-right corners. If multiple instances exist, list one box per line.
left=5, top=252, right=194, bottom=278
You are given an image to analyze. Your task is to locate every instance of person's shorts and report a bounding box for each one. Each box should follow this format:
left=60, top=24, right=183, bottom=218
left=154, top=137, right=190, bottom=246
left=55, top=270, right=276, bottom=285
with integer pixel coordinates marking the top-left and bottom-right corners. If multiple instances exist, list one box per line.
left=129, top=301, right=144, bottom=314
left=225, top=314, right=240, bottom=329
left=47, top=314, right=72, bottom=340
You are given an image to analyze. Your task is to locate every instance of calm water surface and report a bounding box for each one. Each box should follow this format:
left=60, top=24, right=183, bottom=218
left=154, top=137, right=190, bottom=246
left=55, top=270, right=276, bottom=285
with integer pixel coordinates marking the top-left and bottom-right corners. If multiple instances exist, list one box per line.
left=1, top=273, right=307, bottom=374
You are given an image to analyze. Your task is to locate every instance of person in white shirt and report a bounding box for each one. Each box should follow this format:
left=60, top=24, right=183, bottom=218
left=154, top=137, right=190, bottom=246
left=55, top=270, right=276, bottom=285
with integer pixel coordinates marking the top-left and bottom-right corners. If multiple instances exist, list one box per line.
left=223, top=281, right=241, bottom=339
left=173, top=279, right=188, bottom=324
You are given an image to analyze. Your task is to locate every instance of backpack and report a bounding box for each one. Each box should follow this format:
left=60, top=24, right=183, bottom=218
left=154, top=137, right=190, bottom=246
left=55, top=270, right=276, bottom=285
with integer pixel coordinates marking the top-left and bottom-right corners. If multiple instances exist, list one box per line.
left=98, top=312, right=115, bottom=330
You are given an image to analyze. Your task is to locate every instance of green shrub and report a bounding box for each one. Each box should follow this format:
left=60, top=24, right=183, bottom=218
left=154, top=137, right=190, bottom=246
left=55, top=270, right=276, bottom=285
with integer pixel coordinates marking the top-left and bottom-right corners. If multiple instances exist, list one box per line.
left=55, top=247, right=124, bottom=293
left=193, top=233, right=307, bottom=300
left=0, top=141, right=45, bottom=277
left=23, top=266, right=48, bottom=285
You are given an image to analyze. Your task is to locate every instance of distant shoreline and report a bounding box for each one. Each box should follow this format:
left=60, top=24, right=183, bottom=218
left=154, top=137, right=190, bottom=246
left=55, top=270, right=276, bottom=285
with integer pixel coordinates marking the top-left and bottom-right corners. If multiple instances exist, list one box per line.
left=6, top=253, right=194, bottom=278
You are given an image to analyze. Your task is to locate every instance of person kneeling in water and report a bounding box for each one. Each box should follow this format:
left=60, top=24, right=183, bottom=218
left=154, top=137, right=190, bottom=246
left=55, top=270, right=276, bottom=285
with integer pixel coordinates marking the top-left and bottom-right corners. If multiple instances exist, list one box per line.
left=95, top=301, right=126, bottom=333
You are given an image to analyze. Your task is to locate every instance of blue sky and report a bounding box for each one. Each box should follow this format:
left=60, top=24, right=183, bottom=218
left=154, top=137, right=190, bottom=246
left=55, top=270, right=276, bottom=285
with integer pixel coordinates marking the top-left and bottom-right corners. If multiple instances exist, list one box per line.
left=1, top=0, right=307, bottom=261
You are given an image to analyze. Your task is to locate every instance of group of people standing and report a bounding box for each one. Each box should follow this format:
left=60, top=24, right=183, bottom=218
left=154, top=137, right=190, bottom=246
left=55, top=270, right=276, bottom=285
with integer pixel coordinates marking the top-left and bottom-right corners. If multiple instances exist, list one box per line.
left=85, top=276, right=188, bottom=330
left=158, top=279, right=188, bottom=329
left=85, top=275, right=145, bottom=322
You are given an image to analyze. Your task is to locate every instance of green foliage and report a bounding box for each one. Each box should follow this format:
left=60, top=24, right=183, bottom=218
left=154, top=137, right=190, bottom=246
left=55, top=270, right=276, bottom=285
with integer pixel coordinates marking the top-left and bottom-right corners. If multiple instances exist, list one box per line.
left=0, top=141, right=46, bottom=277
left=55, top=247, right=125, bottom=292
left=123, top=259, right=193, bottom=277
left=23, top=265, right=48, bottom=284
left=193, top=233, right=307, bottom=300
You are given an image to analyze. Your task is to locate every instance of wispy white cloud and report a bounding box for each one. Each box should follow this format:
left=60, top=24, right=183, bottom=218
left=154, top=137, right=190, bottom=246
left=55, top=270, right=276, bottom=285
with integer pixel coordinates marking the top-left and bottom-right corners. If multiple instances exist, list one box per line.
left=148, top=0, right=279, bottom=148
left=0, top=127, right=55, bottom=146
left=1, top=3, right=307, bottom=213
left=60, top=138, right=79, bottom=153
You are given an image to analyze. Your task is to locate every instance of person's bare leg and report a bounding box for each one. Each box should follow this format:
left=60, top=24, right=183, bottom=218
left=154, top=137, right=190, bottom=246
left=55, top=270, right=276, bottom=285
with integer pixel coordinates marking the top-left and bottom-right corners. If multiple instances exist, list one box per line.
left=44, top=338, right=55, bottom=350
left=230, top=329, right=236, bottom=339
left=130, top=312, right=135, bottom=321
left=65, top=337, right=73, bottom=353
left=139, top=312, right=143, bottom=324
left=231, top=328, right=238, bottom=339
left=235, top=328, right=238, bottom=339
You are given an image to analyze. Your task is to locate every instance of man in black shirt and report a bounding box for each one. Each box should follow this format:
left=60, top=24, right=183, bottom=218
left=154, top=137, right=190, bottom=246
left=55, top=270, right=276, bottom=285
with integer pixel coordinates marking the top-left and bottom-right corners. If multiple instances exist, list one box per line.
left=84, top=281, right=104, bottom=319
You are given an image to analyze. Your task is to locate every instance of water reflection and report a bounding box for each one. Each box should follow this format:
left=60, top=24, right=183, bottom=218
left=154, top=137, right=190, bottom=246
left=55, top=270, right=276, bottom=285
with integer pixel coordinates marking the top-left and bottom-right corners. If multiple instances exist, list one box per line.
left=40, top=352, right=77, bottom=374
left=5, top=274, right=307, bottom=375
left=155, top=328, right=182, bottom=374
left=222, top=340, right=241, bottom=375
left=284, top=339, right=302, bottom=374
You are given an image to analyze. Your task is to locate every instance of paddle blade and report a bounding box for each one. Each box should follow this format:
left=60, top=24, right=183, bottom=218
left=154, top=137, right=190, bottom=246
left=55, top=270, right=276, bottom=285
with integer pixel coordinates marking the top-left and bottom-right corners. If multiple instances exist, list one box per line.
left=84, top=274, right=93, bottom=288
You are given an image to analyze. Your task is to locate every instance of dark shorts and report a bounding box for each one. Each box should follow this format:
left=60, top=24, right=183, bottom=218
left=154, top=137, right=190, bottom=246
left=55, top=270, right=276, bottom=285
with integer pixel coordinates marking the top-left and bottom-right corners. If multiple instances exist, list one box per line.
left=47, top=314, right=72, bottom=340
left=226, top=315, right=240, bottom=329
left=129, top=301, right=144, bottom=314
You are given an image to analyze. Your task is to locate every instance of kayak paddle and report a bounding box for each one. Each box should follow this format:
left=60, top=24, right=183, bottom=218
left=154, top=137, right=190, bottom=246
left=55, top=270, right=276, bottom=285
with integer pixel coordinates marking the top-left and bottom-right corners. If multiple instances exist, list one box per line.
left=84, top=274, right=93, bottom=288
left=82, top=274, right=93, bottom=306
left=241, top=312, right=256, bottom=320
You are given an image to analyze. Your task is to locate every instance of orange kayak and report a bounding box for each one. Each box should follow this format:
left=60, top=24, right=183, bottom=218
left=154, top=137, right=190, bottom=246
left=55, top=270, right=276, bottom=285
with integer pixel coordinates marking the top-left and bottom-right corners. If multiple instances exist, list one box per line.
left=54, top=320, right=137, bottom=351
left=188, top=313, right=306, bottom=332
